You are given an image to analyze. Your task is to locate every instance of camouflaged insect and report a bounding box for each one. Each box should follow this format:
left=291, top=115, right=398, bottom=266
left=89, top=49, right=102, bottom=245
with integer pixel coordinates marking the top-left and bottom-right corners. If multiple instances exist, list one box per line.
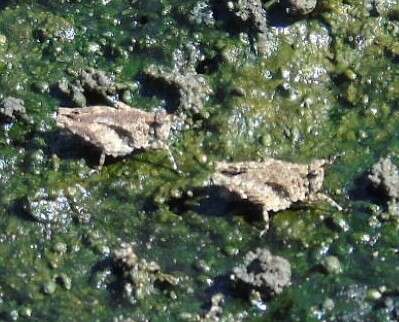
left=212, top=158, right=342, bottom=231
left=56, top=101, right=172, bottom=167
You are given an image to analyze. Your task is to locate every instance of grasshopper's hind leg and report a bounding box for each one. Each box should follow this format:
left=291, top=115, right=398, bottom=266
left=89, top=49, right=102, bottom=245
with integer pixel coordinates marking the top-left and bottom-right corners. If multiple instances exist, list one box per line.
left=311, top=193, right=343, bottom=211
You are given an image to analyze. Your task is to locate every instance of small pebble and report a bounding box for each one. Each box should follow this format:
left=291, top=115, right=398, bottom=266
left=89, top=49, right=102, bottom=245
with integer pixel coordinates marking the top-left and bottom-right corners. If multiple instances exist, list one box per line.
left=194, top=259, right=211, bottom=273
left=57, top=274, right=72, bottom=290
left=32, top=81, right=50, bottom=94
left=367, top=289, right=382, bottom=301
left=223, top=245, right=239, bottom=257
left=0, top=34, right=7, bottom=45
left=53, top=242, right=68, bottom=254
left=323, top=298, right=335, bottom=311
left=282, top=0, right=318, bottom=15
left=87, top=42, right=101, bottom=53
left=122, top=90, right=132, bottom=103
left=20, top=307, right=32, bottom=318
left=169, top=291, right=177, bottom=300
left=322, top=256, right=342, bottom=274
left=9, top=310, right=18, bottom=321
left=43, top=280, right=57, bottom=295
left=199, top=154, right=208, bottom=164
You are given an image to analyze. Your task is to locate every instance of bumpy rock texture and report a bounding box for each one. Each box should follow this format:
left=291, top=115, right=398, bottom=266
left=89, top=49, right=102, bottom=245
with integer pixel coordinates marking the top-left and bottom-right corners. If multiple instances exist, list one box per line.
left=368, top=157, right=399, bottom=200
left=199, top=293, right=225, bottom=322
left=143, top=64, right=212, bottom=114
left=182, top=293, right=244, bottom=322
left=112, top=243, right=178, bottom=302
left=225, top=0, right=269, bottom=54
left=372, top=0, right=399, bottom=16
left=228, top=0, right=267, bottom=33
left=231, top=248, right=291, bottom=300
left=0, top=97, right=29, bottom=122
left=57, top=68, right=133, bottom=107
left=281, top=0, right=318, bottom=16
left=23, top=185, right=91, bottom=225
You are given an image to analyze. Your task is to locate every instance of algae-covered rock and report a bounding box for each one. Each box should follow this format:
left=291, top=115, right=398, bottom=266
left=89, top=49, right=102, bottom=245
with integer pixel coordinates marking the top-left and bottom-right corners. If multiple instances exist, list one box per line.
left=112, top=243, right=178, bottom=303
left=0, top=97, right=29, bottom=122
left=56, top=68, right=133, bottom=107
left=222, top=0, right=270, bottom=54
left=368, top=157, right=399, bottom=200
left=199, top=293, right=225, bottom=322
left=143, top=64, right=212, bottom=114
left=181, top=293, right=242, bottom=322
left=23, top=185, right=91, bottom=225
left=281, top=0, right=318, bottom=16
left=25, top=189, right=71, bottom=224
left=231, top=248, right=291, bottom=301
left=373, top=0, right=399, bottom=17
left=227, top=0, right=268, bottom=34
left=33, top=11, right=75, bottom=42
left=189, top=1, right=215, bottom=26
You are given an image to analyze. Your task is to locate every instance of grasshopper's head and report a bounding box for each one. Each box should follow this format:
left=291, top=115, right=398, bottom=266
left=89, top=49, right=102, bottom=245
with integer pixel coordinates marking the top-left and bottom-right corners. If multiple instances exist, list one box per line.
left=153, top=110, right=172, bottom=142
left=308, top=159, right=328, bottom=193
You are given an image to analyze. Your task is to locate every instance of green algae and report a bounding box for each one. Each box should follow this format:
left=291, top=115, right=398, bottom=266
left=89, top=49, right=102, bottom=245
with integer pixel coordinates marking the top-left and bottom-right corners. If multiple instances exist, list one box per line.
left=0, top=0, right=398, bottom=321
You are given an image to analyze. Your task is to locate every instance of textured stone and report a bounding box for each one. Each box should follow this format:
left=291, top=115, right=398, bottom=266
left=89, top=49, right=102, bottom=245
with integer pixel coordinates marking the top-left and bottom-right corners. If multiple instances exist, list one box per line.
left=368, top=157, right=399, bottom=200
left=232, top=248, right=291, bottom=299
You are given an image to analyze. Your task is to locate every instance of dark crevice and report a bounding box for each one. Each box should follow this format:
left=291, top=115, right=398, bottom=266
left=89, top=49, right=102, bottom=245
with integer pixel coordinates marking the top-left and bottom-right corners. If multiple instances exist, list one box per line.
left=138, top=74, right=180, bottom=114
left=168, top=186, right=264, bottom=223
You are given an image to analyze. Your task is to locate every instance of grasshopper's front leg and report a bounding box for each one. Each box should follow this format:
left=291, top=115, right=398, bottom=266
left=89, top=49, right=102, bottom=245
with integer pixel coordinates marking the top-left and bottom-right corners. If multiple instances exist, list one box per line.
left=259, top=209, right=270, bottom=237
left=310, top=193, right=343, bottom=211
left=98, top=151, right=106, bottom=170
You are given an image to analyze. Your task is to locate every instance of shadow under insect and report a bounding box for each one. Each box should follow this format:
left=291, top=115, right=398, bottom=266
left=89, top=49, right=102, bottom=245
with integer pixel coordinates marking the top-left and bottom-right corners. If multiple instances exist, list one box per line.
left=169, top=186, right=265, bottom=223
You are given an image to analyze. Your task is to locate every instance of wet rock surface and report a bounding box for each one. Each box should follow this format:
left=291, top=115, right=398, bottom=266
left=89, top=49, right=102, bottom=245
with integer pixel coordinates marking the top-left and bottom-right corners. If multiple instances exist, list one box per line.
left=189, top=1, right=215, bottom=26
left=216, top=0, right=270, bottom=54
left=231, top=248, right=291, bottom=301
left=281, top=0, right=318, bottom=16
left=0, top=97, right=29, bottom=122
left=143, top=64, right=212, bottom=114
left=112, top=243, right=178, bottom=302
left=24, top=189, right=71, bottom=224
left=0, top=0, right=398, bottom=320
left=321, top=256, right=342, bottom=275
left=372, top=0, right=399, bottom=16
left=181, top=293, right=244, bottom=322
left=227, top=0, right=268, bottom=34
left=56, top=68, right=134, bottom=107
left=23, top=185, right=91, bottom=225
left=33, top=11, right=75, bottom=43
left=368, top=156, right=399, bottom=200
left=200, top=293, right=225, bottom=322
